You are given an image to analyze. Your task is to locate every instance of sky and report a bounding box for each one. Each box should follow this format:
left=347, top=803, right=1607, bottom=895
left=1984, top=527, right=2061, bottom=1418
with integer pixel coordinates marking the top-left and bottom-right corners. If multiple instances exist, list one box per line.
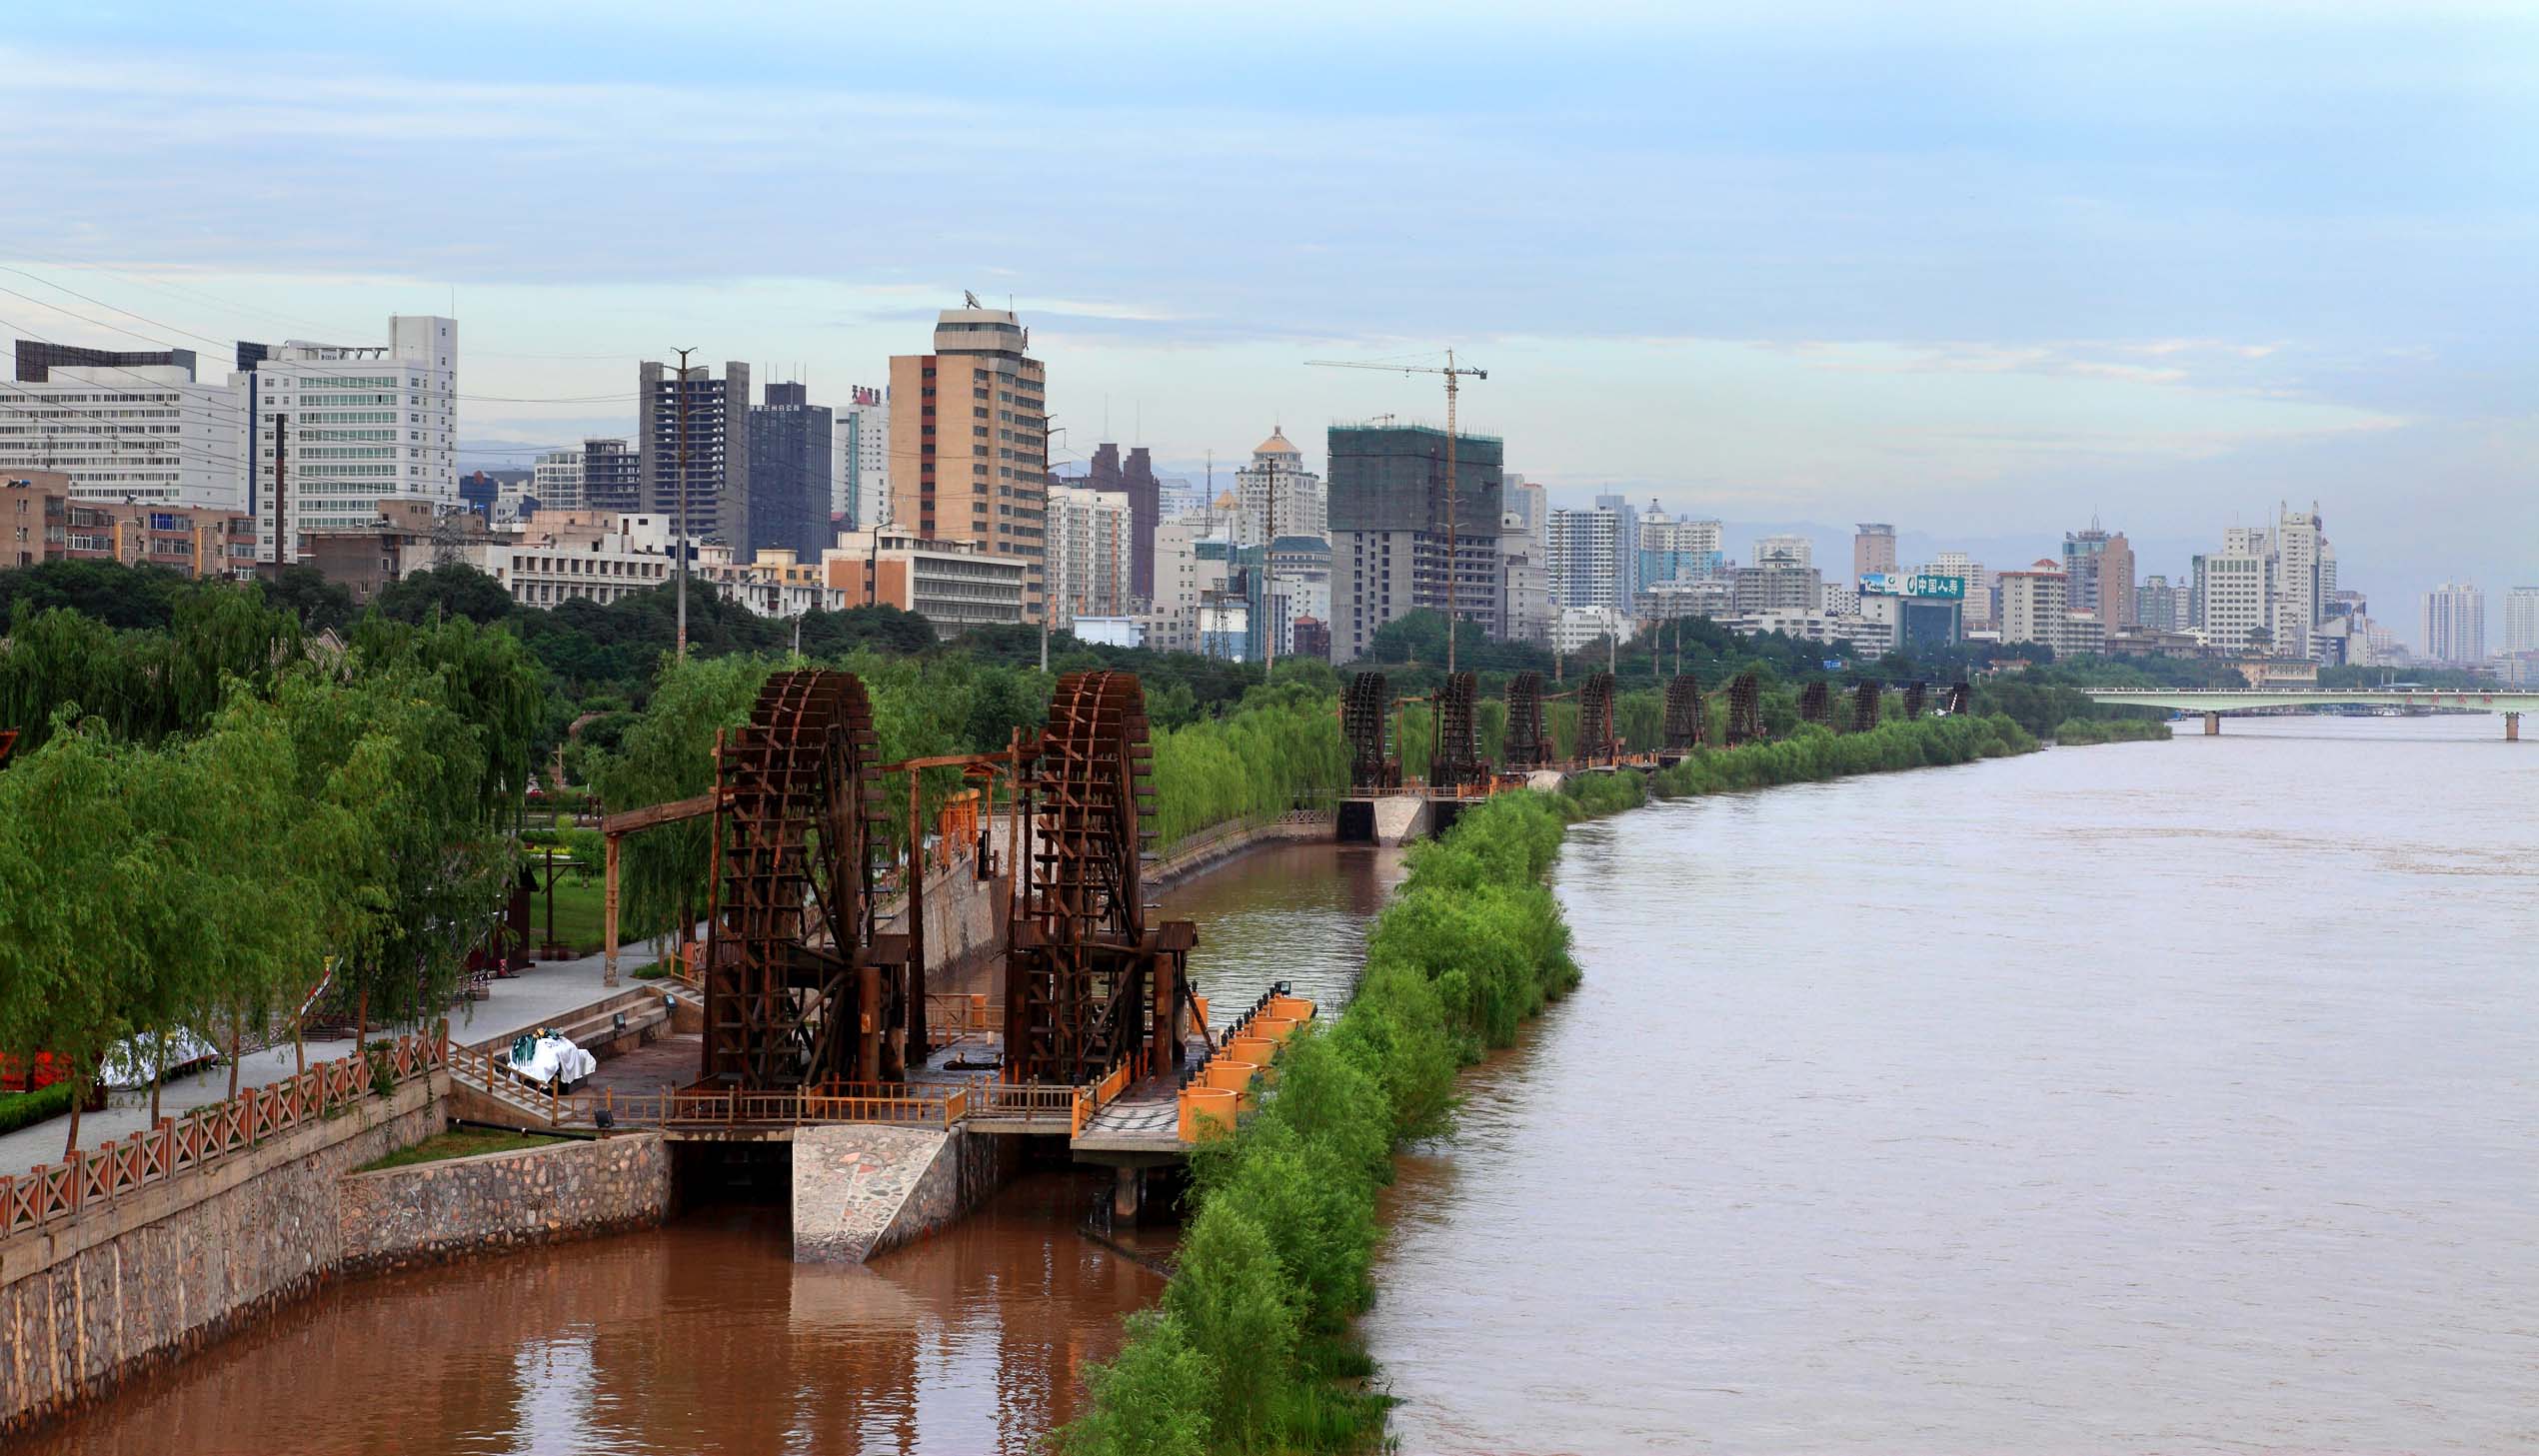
left=2, top=1, right=2533, bottom=627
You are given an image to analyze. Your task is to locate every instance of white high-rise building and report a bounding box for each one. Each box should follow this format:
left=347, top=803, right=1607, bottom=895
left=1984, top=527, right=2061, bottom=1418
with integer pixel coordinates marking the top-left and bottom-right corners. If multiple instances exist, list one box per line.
left=1754, top=533, right=1812, bottom=569
left=2503, top=586, right=2539, bottom=656
left=2271, top=504, right=2328, bottom=660
left=0, top=355, right=247, bottom=510
left=2422, top=583, right=2486, bottom=665
left=531, top=448, right=584, bottom=512
left=1047, top=483, right=1134, bottom=626
left=1546, top=502, right=1632, bottom=611
left=1234, top=427, right=1323, bottom=544
left=1638, top=513, right=1724, bottom=585
left=835, top=385, right=888, bottom=527
left=240, top=316, right=456, bottom=563
left=2196, top=548, right=2270, bottom=649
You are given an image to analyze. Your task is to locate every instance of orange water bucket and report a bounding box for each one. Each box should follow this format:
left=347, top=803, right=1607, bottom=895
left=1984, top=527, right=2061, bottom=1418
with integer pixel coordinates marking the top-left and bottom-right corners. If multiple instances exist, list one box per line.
left=1179, top=1086, right=1240, bottom=1142
left=1269, top=995, right=1316, bottom=1022
left=1250, top=1014, right=1302, bottom=1042
left=1203, top=1059, right=1262, bottom=1094
left=1230, top=1036, right=1277, bottom=1067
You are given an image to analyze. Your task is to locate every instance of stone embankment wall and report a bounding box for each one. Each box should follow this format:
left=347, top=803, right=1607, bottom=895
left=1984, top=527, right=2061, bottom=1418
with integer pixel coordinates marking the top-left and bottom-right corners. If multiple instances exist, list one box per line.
left=1147, top=814, right=1335, bottom=888
left=792, top=1124, right=1015, bottom=1264
left=338, top=1133, right=671, bottom=1276
left=0, top=1076, right=443, bottom=1437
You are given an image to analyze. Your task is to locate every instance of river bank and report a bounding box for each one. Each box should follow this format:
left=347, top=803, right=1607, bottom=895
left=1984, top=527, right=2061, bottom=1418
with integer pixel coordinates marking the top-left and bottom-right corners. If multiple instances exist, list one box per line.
left=1059, top=713, right=2040, bottom=1455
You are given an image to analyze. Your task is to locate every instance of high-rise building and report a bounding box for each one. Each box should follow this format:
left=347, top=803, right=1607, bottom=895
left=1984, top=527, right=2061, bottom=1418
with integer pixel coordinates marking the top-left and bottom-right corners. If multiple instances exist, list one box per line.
left=581, top=438, right=639, bottom=515
left=835, top=385, right=888, bottom=528
left=1501, top=473, right=1548, bottom=556
left=1998, top=561, right=2070, bottom=651
left=2100, top=532, right=2136, bottom=631
left=2195, top=548, right=2270, bottom=649
left=2062, top=526, right=2112, bottom=621
left=1639, top=512, right=1724, bottom=587
left=1326, top=423, right=1503, bottom=661
left=2504, top=586, right=2539, bottom=656
left=530, top=448, right=583, bottom=512
left=2137, top=574, right=2185, bottom=633
left=1047, top=483, right=1134, bottom=626
left=1923, top=551, right=1987, bottom=625
left=1, top=345, right=247, bottom=511
left=1546, top=501, right=1633, bottom=611
left=1234, top=427, right=1323, bottom=546
left=240, top=316, right=456, bottom=563
left=1853, top=523, right=1897, bottom=580
left=2422, top=583, right=2486, bottom=664
left=1754, top=533, right=1811, bottom=569
left=1500, top=509, right=1552, bottom=644
left=1729, top=563, right=1823, bottom=613
left=638, top=359, right=749, bottom=555
left=746, top=380, right=833, bottom=564
left=2271, top=504, right=2328, bottom=659
left=889, top=303, right=1050, bottom=620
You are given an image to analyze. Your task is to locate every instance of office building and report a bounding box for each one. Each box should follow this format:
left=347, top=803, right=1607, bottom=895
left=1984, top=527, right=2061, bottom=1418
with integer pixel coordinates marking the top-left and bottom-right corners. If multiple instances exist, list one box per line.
left=1, top=345, right=247, bottom=513
left=2062, top=526, right=2113, bottom=622
left=1048, top=483, right=1135, bottom=625
left=836, top=385, right=888, bottom=528
left=1923, top=551, right=1988, bottom=626
left=237, top=316, right=456, bottom=564
left=1639, top=512, right=1724, bottom=587
left=1730, top=562, right=1823, bottom=614
left=1268, top=535, right=1332, bottom=655
left=1234, top=427, right=1323, bottom=545
left=2196, top=548, right=2270, bottom=649
left=2504, top=586, right=2539, bottom=656
left=1998, top=561, right=2070, bottom=650
left=581, top=438, right=639, bottom=515
left=1144, top=514, right=1227, bottom=654
left=1853, top=523, right=1897, bottom=580
left=2137, top=574, right=2185, bottom=634
left=1500, top=508, right=1552, bottom=643
left=746, top=380, right=833, bottom=563
left=531, top=448, right=584, bottom=513
left=4, top=470, right=255, bottom=576
left=1327, top=423, right=1503, bottom=661
left=825, top=525, right=1027, bottom=638
left=2099, top=532, right=2136, bottom=630
left=2271, top=505, right=2328, bottom=659
left=1501, top=473, right=1548, bottom=555
left=889, top=303, right=1050, bottom=620
left=2421, top=583, right=2485, bottom=665
left=638, top=359, right=749, bottom=554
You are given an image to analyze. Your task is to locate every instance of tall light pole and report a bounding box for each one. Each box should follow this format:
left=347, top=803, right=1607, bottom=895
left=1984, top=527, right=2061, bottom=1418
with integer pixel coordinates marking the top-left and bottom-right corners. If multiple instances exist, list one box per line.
left=671, top=346, right=696, bottom=660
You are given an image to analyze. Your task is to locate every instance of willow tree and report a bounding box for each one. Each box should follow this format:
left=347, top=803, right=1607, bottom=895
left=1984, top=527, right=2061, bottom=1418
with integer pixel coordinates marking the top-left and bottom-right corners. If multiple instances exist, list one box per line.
left=587, top=653, right=774, bottom=944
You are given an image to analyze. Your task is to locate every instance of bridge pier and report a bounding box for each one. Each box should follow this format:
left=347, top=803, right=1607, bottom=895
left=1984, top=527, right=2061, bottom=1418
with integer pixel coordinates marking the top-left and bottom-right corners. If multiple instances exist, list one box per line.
left=2204, top=712, right=2221, bottom=736
left=2508, top=713, right=2521, bottom=743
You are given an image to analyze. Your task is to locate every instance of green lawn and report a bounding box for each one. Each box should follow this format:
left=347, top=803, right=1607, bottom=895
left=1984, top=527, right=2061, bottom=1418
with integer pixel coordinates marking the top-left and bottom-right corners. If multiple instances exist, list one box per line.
left=531, top=874, right=677, bottom=957
left=356, top=1125, right=570, bottom=1172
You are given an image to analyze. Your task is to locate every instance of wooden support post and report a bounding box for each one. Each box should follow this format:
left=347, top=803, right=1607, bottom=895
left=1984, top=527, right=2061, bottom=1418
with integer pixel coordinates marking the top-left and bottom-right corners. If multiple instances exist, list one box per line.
left=1152, top=948, right=1176, bottom=1079
left=603, top=833, right=622, bottom=986
left=907, top=766, right=929, bottom=1069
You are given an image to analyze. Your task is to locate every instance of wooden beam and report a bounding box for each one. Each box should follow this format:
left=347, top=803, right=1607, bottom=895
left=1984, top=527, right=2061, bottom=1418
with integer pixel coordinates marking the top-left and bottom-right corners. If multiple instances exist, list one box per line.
left=600, top=791, right=718, bottom=835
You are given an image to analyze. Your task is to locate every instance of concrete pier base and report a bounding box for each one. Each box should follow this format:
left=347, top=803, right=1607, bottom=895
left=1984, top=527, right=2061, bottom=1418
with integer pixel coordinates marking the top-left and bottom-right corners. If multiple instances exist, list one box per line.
left=2204, top=712, right=2222, bottom=735
left=1371, top=795, right=1432, bottom=846
left=2508, top=713, right=2521, bottom=742
left=791, top=1124, right=1014, bottom=1264
left=1113, top=1165, right=1143, bottom=1224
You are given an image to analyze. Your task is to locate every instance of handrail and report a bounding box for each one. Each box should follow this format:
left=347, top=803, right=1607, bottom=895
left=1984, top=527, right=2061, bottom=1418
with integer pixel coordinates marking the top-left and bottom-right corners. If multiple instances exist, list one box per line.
left=0, top=1029, right=446, bottom=1241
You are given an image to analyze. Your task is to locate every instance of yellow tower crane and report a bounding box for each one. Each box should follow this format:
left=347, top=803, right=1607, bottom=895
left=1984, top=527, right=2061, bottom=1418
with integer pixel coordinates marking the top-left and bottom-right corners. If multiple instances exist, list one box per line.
left=1306, top=351, right=1488, bottom=674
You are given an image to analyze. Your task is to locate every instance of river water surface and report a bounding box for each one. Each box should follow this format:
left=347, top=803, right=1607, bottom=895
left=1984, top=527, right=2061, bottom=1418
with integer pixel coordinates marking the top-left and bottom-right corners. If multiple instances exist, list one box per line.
left=1366, top=717, right=2539, bottom=1453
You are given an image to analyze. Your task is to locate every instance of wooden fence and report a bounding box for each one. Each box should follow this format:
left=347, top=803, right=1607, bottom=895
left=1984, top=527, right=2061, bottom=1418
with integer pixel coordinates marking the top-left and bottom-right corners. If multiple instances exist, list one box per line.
left=0, top=1031, right=445, bottom=1241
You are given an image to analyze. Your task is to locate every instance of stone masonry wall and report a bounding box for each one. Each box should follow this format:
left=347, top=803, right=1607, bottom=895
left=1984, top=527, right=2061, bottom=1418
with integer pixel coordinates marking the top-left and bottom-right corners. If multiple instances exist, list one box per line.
left=792, top=1124, right=1015, bottom=1265
left=337, top=1132, right=671, bottom=1276
left=0, top=1077, right=443, bottom=1438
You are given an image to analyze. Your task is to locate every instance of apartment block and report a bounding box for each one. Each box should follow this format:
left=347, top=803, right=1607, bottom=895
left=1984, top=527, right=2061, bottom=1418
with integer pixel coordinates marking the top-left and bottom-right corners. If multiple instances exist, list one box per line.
left=888, top=304, right=1050, bottom=620
left=638, top=360, right=748, bottom=556
left=1327, top=423, right=1503, bottom=661
left=4, top=470, right=255, bottom=576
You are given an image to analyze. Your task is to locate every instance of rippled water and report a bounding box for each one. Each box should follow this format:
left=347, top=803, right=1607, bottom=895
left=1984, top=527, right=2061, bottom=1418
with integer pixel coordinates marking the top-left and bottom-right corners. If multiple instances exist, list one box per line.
left=1366, top=717, right=2539, bottom=1454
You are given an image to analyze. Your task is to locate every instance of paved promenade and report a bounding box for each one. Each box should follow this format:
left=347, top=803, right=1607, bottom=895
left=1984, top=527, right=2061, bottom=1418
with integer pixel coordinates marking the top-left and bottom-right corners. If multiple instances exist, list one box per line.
left=0, top=937, right=677, bottom=1178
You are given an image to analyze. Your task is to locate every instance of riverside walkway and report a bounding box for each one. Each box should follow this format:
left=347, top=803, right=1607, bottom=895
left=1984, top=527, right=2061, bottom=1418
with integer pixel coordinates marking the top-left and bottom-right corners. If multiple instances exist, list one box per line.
left=0, top=938, right=682, bottom=1178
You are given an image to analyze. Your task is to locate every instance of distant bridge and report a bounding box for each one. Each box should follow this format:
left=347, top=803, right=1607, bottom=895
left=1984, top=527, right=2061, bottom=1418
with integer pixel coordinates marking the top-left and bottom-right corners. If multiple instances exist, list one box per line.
left=2081, top=689, right=2537, bottom=738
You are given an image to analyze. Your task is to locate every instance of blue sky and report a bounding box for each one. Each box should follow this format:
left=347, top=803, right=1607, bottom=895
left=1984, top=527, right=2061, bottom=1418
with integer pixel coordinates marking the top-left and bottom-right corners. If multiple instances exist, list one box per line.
left=3, top=1, right=2532, bottom=623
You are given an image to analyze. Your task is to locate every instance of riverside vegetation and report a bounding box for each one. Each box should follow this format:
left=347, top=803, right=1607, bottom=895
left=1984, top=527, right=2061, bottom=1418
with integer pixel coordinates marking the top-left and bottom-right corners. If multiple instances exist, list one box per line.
left=1056, top=711, right=2037, bottom=1456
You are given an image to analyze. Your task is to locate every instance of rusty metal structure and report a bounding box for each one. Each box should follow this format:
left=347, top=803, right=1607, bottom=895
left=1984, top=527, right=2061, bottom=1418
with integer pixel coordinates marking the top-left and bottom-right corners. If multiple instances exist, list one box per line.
left=1342, top=672, right=1398, bottom=791
left=1798, top=680, right=1833, bottom=728
left=1944, top=681, right=1973, bottom=716
left=1902, top=681, right=1928, bottom=721
left=1429, top=672, right=1483, bottom=789
left=1661, top=673, right=1705, bottom=753
left=1004, top=671, right=1200, bottom=1085
left=1576, top=672, right=1618, bottom=766
left=1850, top=681, right=1881, bottom=733
left=1725, top=673, right=1764, bottom=745
left=1502, top=672, right=1551, bottom=771
left=702, top=670, right=895, bottom=1090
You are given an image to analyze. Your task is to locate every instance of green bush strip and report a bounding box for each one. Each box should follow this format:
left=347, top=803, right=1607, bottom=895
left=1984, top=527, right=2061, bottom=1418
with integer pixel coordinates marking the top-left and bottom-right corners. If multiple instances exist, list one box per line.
left=1060, top=713, right=2037, bottom=1454
left=0, top=1080, right=76, bottom=1136
left=2051, top=717, right=2174, bottom=745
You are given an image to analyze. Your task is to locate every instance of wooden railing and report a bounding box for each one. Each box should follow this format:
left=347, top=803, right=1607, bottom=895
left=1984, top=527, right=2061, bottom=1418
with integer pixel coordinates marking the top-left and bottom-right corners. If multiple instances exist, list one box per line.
left=972, top=1080, right=1079, bottom=1123
left=1072, top=1047, right=1150, bottom=1138
left=546, top=1081, right=970, bottom=1131
left=0, top=1031, right=445, bottom=1241
left=924, top=992, right=999, bottom=1045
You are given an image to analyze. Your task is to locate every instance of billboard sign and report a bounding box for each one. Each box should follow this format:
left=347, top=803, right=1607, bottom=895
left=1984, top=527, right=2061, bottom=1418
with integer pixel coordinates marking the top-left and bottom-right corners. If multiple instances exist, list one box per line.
left=1860, top=572, right=1966, bottom=600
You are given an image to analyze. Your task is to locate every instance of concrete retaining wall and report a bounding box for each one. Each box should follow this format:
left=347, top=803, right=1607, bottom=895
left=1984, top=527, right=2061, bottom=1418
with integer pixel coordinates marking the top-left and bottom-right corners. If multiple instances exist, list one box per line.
left=792, top=1124, right=1015, bottom=1265
left=337, top=1133, right=671, bottom=1276
left=0, top=1076, right=444, bottom=1437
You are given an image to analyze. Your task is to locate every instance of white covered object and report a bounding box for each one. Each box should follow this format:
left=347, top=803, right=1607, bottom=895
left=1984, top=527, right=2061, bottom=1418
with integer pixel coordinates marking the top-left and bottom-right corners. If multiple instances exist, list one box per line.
left=506, top=1035, right=596, bottom=1087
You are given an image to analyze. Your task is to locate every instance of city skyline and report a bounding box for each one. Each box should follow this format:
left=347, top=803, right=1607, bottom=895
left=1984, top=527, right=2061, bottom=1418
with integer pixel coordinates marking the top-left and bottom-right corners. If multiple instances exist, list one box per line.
left=1, top=3, right=2530, bottom=622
